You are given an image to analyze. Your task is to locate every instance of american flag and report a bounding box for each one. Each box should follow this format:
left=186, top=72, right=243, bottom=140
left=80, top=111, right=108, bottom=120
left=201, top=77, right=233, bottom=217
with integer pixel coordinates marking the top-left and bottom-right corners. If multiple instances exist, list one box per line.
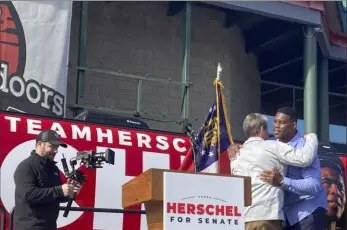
left=179, top=79, right=233, bottom=174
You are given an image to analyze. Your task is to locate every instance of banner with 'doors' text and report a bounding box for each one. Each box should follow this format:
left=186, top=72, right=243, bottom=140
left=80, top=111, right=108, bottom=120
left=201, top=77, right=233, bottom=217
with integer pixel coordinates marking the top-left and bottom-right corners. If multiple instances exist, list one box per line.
left=0, top=1, right=73, bottom=117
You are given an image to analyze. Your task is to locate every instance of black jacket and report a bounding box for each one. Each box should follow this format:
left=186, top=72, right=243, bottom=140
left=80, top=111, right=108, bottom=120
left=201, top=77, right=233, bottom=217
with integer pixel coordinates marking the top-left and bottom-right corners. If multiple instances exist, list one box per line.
left=13, top=151, right=68, bottom=230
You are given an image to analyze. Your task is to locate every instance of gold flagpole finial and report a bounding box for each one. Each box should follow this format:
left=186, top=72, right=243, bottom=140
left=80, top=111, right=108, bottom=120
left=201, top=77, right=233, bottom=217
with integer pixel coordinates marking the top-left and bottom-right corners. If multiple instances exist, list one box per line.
left=217, top=63, right=222, bottom=80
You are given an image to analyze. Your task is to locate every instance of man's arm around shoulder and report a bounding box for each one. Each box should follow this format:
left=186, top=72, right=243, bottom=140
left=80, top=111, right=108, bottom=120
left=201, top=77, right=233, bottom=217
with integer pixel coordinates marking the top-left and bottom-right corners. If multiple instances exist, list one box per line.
left=260, top=134, right=322, bottom=195
left=14, top=161, right=66, bottom=205
left=273, top=133, right=318, bottom=167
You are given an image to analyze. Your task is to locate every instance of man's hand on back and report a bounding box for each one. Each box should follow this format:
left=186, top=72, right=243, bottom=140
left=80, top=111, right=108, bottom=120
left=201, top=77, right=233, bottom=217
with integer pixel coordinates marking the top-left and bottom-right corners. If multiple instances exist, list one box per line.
left=259, top=168, right=284, bottom=186
left=228, top=144, right=243, bottom=160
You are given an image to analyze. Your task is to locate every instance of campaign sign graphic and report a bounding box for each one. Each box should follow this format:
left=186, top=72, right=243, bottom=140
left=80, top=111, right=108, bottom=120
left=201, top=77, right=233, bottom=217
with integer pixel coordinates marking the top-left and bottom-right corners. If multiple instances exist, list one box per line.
left=0, top=1, right=72, bottom=117
left=163, top=172, right=245, bottom=230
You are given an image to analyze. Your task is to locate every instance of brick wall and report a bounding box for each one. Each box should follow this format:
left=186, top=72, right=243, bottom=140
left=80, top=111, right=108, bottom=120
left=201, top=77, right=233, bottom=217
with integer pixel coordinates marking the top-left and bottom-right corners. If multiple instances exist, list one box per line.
left=67, top=1, right=261, bottom=141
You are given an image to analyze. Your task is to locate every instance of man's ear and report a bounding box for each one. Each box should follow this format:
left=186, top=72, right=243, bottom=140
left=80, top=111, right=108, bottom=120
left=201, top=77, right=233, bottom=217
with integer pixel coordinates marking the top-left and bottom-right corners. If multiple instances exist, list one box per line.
left=260, top=126, right=265, bottom=134
left=293, top=121, right=297, bottom=130
left=36, top=141, right=42, bottom=148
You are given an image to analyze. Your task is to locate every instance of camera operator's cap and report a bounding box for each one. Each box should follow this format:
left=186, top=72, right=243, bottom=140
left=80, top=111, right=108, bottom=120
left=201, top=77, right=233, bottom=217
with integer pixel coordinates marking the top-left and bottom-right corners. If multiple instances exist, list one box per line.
left=36, top=129, right=67, bottom=148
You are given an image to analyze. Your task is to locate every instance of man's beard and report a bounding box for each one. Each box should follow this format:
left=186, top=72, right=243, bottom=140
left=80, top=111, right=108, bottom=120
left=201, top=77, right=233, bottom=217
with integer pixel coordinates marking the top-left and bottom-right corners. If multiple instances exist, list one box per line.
left=41, top=149, right=55, bottom=160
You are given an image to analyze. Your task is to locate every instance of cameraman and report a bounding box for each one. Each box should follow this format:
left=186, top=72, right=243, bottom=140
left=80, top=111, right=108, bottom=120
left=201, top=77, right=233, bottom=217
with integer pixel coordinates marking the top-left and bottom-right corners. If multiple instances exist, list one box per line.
left=13, top=129, right=82, bottom=230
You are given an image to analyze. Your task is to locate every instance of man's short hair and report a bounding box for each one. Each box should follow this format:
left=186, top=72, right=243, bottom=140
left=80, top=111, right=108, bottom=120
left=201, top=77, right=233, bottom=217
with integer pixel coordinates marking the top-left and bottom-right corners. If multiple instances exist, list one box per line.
left=243, top=113, right=268, bottom=138
left=277, top=107, right=298, bottom=121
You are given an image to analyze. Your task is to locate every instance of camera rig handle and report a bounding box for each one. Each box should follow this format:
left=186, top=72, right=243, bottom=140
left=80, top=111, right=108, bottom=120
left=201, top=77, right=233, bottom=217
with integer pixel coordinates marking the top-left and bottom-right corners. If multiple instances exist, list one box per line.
left=60, top=148, right=115, bottom=218
left=61, top=154, right=86, bottom=218
left=61, top=154, right=70, bottom=175
left=63, top=193, right=77, bottom=218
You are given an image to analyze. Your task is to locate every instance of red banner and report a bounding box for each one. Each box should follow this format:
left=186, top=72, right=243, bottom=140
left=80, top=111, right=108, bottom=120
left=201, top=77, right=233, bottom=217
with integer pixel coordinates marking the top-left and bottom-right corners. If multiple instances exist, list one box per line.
left=0, top=111, right=190, bottom=230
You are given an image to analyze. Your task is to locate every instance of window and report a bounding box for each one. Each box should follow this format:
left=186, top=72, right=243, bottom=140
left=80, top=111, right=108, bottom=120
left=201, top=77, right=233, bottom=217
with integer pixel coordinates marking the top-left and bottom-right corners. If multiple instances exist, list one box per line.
left=338, top=1, right=346, bottom=32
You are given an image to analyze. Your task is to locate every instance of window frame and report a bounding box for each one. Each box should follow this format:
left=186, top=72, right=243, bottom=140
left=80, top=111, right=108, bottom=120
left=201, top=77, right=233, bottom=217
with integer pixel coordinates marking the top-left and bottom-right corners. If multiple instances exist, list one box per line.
left=337, top=1, right=346, bottom=32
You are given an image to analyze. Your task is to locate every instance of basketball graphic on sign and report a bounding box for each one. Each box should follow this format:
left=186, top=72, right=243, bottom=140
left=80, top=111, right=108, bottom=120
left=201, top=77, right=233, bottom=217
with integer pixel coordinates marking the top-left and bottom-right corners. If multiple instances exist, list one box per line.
left=0, top=2, right=26, bottom=78
left=0, top=1, right=27, bottom=113
left=0, top=1, right=68, bottom=117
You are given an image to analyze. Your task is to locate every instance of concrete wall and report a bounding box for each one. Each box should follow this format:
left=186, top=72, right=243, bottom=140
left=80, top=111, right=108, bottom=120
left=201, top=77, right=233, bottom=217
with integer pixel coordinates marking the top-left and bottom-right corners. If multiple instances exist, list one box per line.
left=67, top=1, right=261, bottom=141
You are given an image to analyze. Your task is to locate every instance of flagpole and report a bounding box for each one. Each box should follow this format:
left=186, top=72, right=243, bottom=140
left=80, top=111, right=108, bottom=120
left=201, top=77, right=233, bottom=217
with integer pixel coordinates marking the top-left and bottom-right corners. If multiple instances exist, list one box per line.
left=217, top=63, right=222, bottom=80
left=216, top=63, right=222, bottom=174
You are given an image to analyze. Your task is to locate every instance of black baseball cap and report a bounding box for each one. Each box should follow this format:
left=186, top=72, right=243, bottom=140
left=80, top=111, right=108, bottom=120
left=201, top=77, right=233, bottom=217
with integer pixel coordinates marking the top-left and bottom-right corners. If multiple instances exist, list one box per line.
left=36, top=129, right=67, bottom=148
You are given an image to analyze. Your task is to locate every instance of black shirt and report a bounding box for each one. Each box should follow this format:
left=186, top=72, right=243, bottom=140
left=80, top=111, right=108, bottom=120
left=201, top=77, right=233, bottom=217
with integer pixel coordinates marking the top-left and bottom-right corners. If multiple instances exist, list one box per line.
left=13, top=151, right=67, bottom=230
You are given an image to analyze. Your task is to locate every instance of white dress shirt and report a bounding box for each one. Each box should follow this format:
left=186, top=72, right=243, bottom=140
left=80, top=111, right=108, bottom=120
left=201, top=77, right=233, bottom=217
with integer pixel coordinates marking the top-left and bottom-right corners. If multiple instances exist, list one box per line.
left=231, top=133, right=318, bottom=222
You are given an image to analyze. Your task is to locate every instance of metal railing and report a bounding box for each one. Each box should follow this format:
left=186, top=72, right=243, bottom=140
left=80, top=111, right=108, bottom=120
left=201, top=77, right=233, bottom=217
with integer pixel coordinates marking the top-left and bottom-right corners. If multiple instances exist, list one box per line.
left=0, top=205, right=6, bottom=230
left=261, top=80, right=347, bottom=109
left=7, top=206, right=145, bottom=230
left=71, top=1, right=193, bottom=123
left=68, top=66, right=192, bottom=127
left=8, top=208, right=13, bottom=230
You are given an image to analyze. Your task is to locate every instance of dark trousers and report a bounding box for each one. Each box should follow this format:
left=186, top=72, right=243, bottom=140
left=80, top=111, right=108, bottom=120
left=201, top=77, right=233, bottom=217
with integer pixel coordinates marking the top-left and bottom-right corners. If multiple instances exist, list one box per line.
left=284, top=207, right=327, bottom=230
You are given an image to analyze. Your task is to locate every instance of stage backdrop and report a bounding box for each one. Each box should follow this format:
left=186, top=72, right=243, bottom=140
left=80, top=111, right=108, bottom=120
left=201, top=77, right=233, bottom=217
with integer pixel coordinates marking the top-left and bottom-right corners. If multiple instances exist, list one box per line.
left=0, top=1, right=72, bottom=117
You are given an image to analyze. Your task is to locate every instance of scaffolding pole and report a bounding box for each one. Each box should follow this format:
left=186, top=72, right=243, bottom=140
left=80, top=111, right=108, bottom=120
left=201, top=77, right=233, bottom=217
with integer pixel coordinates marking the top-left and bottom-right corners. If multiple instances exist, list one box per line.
left=180, top=2, right=191, bottom=120
left=318, top=56, right=329, bottom=143
left=74, top=1, right=88, bottom=116
left=303, top=26, right=317, bottom=134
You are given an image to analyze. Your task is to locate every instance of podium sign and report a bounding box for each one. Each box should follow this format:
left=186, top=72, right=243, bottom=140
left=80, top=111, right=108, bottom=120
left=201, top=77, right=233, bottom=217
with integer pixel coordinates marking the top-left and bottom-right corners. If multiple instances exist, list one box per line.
left=163, top=172, right=245, bottom=230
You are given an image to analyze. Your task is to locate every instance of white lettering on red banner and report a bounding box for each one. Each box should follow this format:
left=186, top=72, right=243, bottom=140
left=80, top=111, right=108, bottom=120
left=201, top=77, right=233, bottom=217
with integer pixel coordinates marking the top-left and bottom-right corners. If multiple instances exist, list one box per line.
left=0, top=112, right=190, bottom=230
left=4, top=116, right=187, bottom=153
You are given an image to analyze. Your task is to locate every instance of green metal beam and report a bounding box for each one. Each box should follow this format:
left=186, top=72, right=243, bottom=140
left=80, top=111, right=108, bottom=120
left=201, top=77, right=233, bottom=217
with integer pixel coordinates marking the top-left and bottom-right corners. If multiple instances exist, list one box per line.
left=75, top=2, right=88, bottom=116
left=292, top=88, right=296, bottom=109
left=318, top=57, right=329, bottom=143
left=76, top=66, right=184, bottom=85
left=261, top=80, right=346, bottom=98
left=136, top=79, right=143, bottom=114
left=180, top=2, right=191, bottom=120
left=303, top=26, right=318, bottom=134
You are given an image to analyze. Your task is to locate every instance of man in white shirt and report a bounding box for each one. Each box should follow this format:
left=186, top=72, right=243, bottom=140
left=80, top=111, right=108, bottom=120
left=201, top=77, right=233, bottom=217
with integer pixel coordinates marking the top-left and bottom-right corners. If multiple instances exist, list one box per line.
left=231, top=113, right=318, bottom=230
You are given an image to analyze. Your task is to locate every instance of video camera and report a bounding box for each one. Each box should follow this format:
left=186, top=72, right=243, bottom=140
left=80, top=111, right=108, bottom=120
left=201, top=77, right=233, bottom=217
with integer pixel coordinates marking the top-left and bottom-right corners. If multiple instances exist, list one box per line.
left=72, top=148, right=115, bottom=169
left=61, top=148, right=115, bottom=217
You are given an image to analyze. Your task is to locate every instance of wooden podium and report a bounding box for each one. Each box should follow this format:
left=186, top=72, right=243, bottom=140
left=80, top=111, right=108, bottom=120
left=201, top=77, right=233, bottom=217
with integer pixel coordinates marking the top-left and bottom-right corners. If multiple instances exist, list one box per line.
left=122, top=168, right=252, bottom=230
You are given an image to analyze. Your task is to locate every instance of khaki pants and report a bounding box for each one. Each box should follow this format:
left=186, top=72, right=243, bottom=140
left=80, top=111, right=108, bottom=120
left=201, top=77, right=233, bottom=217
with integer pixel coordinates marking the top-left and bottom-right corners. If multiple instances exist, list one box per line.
left=246, top=220, right=283, bottom=230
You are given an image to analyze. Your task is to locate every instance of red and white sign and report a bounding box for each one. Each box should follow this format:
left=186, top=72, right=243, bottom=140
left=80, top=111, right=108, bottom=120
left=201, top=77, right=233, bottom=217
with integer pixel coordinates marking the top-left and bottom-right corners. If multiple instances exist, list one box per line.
left=0, top=111, right=190, bottom=230
left=163, top=172, right=245, bottom=230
